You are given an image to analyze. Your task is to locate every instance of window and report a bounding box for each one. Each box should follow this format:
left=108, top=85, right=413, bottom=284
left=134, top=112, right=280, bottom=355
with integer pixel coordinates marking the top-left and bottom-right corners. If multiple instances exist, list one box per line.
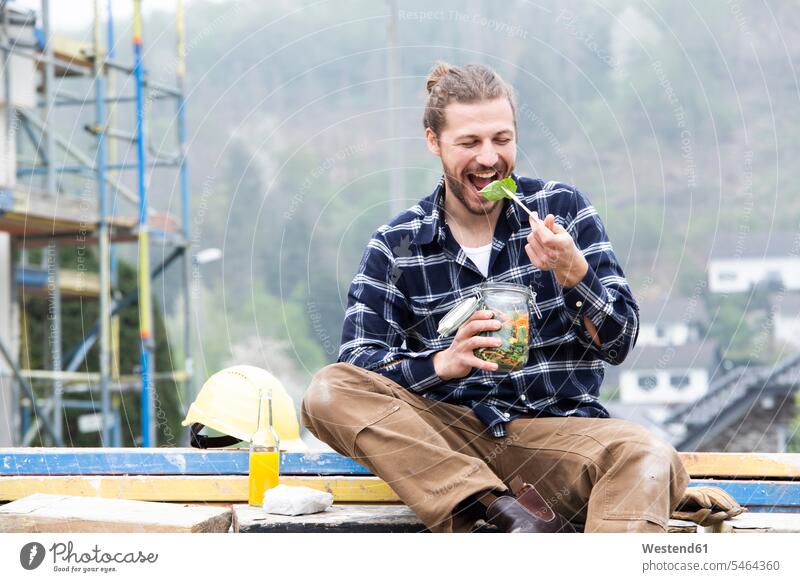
left=718, top=271, right=737, bottom=281
left=638, top=375, right=658, bottom=391
left=670, top=374, right=690, bottom=389
left=654, top=325, right=666, bottom=338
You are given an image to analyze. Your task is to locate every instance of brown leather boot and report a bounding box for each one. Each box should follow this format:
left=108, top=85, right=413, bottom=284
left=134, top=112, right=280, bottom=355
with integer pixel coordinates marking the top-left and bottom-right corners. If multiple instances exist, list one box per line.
left=480, top=476, right=577, bottom=533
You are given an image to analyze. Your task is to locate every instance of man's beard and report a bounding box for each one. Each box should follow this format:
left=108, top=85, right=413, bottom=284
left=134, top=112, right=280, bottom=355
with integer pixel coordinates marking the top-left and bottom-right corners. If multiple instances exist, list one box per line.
left=442, top=161, right=510, bottom=216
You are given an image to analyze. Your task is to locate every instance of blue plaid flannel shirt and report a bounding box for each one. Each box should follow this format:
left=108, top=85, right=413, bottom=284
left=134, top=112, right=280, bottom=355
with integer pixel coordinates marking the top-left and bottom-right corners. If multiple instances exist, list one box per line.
left=338, top=174, right=639, bottom=437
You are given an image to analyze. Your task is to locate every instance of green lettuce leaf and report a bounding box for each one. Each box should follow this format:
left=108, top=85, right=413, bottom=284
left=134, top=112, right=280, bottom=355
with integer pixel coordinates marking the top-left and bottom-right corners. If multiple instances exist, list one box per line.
left=479, top=176, right=517, bottom=201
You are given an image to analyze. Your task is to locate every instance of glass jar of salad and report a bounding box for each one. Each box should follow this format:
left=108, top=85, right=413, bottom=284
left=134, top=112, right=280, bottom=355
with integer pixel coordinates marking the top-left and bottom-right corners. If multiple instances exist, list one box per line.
left=437, top=282, right=541, bottom=372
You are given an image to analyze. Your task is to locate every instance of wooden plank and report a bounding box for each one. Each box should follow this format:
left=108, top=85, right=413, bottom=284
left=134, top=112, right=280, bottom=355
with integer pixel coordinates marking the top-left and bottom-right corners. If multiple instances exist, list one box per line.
left=0, top=189, right=137, bottom=238
left=3, top=448, right=800, bottom=481
left=50, top=33, right=96, bottom=72
left=680, top=453, right=800, bottom=479
left=234, top=504, right=427, bottom=533
left=668, top=519, right=701, bottom=533
left=0, top=475, right=400, bottom=503
left=0, top=449, right=370, bottom=476
left=0, top=494, right=232, bottom=533
left=233, top=504, right=702, bottom=534
left=712, top=512, right=800, bottom=533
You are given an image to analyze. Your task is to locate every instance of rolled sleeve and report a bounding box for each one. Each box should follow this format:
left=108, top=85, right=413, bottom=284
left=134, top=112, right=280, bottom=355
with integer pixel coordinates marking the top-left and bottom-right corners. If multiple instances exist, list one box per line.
left=562, top=191, right=639, bottom=365
left=563, top=263, right=611, bottom=321
left=400, top=353, right=442, bottom=392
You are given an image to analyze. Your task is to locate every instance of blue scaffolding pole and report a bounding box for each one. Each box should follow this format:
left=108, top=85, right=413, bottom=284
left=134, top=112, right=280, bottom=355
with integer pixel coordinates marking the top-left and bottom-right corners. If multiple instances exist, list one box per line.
left=94, top=0, right=112, bottom=447
left=133, top=0, right=156, bottom=447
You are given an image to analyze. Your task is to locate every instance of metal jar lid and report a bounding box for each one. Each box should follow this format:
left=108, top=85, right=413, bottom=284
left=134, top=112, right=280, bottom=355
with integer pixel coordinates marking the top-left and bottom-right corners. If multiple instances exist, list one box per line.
left=437, top=293, right=482, bottom=338
left=436, top=283, right=541, bottom=338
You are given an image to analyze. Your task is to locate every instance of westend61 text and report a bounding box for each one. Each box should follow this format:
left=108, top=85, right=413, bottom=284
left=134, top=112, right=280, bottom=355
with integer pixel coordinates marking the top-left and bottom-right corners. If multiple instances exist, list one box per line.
left=642, top=543, right=708, bottom=554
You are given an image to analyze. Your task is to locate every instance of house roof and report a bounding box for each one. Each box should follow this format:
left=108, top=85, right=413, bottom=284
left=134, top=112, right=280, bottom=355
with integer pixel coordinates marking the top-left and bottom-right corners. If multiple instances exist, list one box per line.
left=708, top=231, right=799, bottom=260
left=607, top=353, right=800, bottom=451
left=621, top=341, right=718, bottom=372
left=667, top=352, right=800, bottom=450
left=637, top=294, right=707, bottom=325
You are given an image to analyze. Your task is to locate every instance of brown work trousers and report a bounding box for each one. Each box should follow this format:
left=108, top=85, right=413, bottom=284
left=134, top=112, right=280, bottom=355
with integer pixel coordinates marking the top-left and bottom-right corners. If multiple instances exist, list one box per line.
left=301, top=363, right=690, bottom=533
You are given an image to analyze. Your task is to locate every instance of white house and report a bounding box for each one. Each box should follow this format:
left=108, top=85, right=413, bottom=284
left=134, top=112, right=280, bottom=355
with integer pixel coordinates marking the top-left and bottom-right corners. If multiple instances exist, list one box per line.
left=708, top=232, right=800, bottom=294
left=772, top=293, right=800, bottom=351
left=617, top=342, right=718, bottom=404
left=636, top=296, right=705, bottom=347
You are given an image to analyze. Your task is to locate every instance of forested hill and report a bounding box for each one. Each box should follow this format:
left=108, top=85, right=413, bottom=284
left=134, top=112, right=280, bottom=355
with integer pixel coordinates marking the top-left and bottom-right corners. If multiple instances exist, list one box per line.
left=138, top=0, right=799, bottom=398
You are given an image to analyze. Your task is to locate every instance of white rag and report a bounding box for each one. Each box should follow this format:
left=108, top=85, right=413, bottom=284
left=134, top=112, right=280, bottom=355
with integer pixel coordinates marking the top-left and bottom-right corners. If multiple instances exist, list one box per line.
left=262, top=484, right=334, bottom=516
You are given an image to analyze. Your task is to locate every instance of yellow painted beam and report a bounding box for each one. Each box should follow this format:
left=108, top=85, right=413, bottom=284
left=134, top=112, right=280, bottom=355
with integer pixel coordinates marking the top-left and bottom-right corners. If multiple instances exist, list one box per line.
left=0, top=475, right=401, bottom=503
left=679, top=453, right=800, bottom=479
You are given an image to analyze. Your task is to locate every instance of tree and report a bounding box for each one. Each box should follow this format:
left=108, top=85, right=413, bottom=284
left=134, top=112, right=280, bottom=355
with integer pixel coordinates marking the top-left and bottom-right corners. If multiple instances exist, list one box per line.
left=20, top=248, right=182, bottom=446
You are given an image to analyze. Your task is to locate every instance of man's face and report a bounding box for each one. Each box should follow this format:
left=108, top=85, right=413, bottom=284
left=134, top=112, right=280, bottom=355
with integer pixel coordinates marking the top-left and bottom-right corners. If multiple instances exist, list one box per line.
left=426, top=97, right=517, bottom=216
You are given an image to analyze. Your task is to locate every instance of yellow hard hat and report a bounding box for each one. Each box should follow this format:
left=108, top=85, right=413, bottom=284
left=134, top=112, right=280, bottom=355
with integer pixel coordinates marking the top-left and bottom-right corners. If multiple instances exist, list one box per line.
left=181, top=365, right=307, bottom=451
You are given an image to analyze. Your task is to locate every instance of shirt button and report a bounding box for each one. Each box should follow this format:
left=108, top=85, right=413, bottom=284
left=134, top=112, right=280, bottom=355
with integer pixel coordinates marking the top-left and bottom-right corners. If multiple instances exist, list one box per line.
left=503, top=412, right=511, bottom=419
left=520, top=395, right=527, bottom=401
left=575, top=300, right=583, bottom=308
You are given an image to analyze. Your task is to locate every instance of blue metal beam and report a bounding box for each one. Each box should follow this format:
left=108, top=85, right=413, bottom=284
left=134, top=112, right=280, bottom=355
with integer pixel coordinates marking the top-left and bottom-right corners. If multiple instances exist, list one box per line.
left=16, top=161, right=180, bottom=176
left=15, top=266, right=49, bottom=289
left=691, top=479, right=800, bottom=513
left=0, top=450, right=371, bottom=477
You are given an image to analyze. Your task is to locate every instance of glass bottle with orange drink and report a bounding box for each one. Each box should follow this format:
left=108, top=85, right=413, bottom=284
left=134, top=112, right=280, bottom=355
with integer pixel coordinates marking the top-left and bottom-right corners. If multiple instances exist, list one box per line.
left=248, top=388, right=281, bottom=506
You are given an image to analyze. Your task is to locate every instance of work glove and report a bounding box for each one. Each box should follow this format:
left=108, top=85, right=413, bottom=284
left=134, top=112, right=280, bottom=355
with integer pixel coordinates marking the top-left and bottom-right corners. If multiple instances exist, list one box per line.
left=671, top=486, right=746, bottom=526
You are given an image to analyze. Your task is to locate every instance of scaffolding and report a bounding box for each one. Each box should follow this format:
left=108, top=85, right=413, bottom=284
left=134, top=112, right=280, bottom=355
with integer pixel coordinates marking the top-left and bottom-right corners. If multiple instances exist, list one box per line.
left=0, top=0, right=193, bottom=447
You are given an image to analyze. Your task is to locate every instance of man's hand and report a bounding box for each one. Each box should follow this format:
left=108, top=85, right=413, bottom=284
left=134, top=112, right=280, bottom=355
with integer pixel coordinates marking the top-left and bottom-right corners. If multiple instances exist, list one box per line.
left=433, top=310, right=503, bottom=381
left=672, top=486, right=746, bottom=526
left=525, top=213, right=601, bottom=348
left=524, top=213, right=588, bottom=288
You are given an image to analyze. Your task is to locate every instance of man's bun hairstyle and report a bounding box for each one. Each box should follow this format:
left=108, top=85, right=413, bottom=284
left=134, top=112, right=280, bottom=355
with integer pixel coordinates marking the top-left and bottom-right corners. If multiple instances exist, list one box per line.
left=423, top=61, right=517, bottom=138
left=426, top=62, right=453, bottom=94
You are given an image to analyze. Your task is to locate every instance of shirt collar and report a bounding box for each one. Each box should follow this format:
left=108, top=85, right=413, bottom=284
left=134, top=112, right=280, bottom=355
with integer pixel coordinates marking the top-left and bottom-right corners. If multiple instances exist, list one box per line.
left=413, top=173, right=525, bottom=246
left=411, top=177, right=446, bottom=246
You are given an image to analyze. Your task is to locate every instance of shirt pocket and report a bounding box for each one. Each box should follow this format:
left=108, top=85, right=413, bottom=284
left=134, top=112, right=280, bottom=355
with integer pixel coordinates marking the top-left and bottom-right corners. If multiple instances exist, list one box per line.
left=407, top=290, right=464, bottom=348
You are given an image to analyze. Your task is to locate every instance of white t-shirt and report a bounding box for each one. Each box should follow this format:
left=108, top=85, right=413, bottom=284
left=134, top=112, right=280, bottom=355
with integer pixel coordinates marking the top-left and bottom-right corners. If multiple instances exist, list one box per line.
left=461, top=242, right=493, bottom=277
